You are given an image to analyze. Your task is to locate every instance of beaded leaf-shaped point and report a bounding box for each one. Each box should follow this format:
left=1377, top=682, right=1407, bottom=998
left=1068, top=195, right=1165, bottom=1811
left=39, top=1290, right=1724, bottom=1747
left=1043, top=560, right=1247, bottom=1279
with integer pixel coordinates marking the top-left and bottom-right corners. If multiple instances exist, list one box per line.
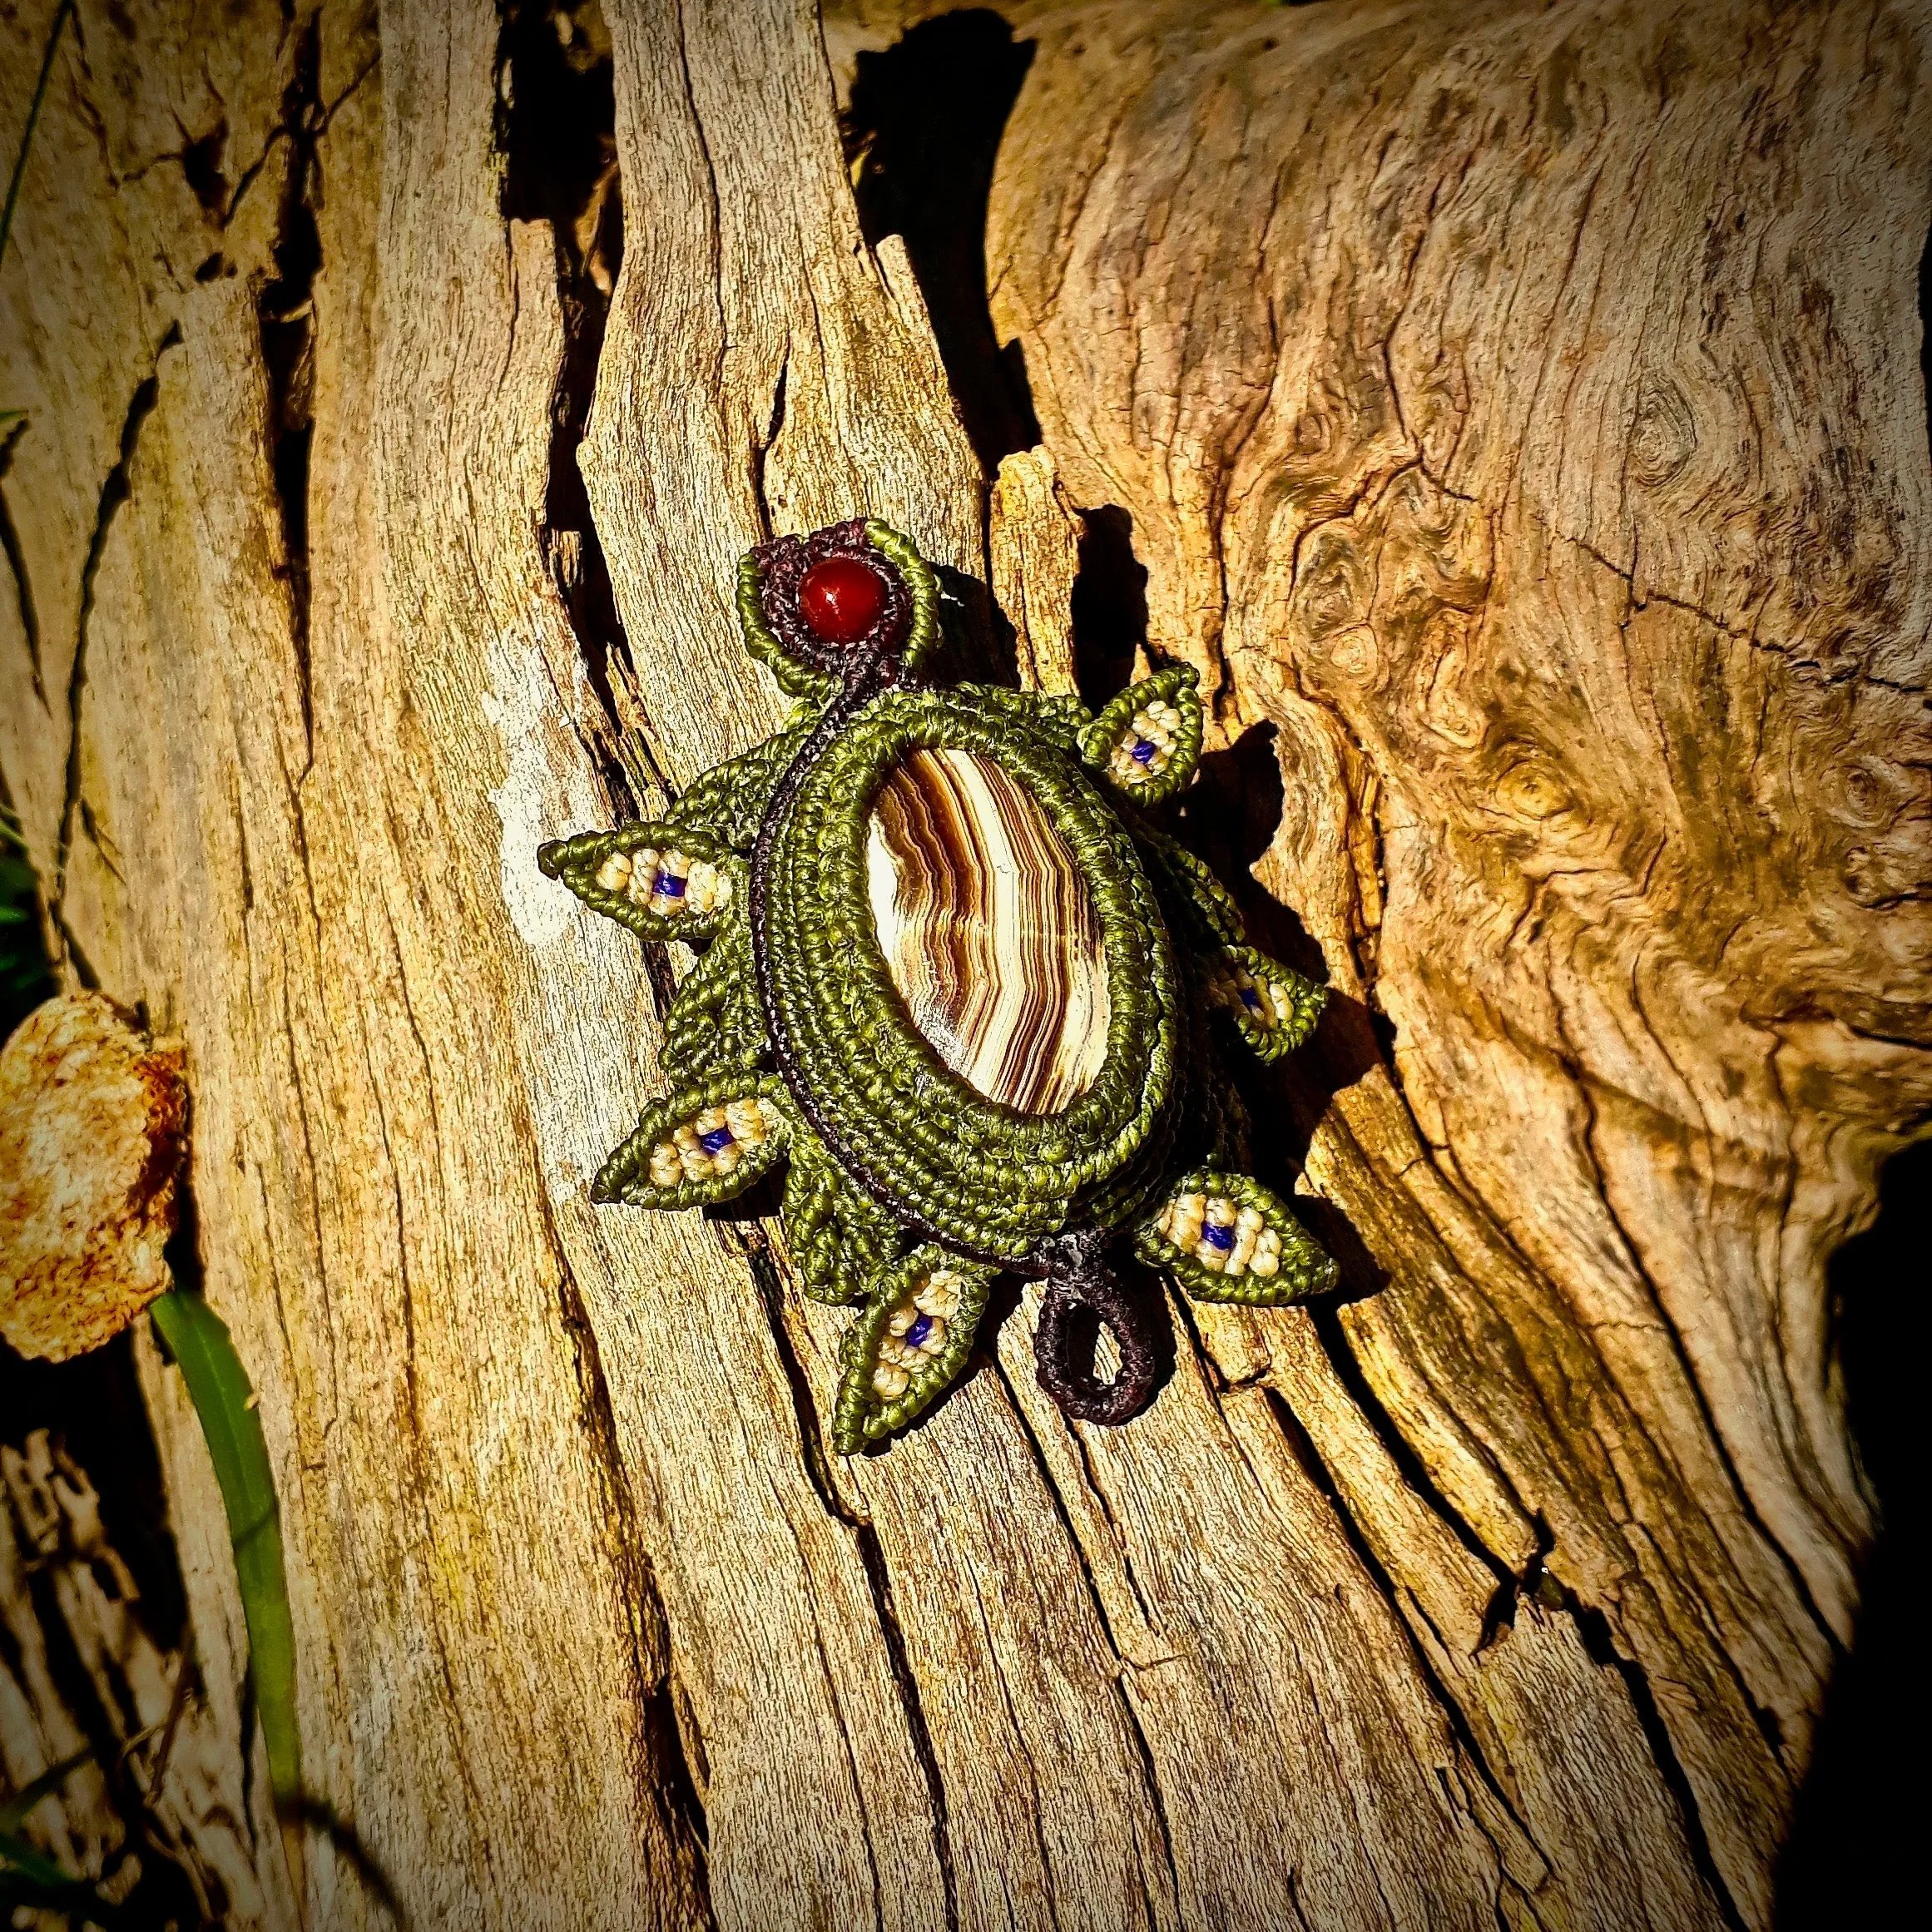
left=540, top=518, right=1339, bottom=1449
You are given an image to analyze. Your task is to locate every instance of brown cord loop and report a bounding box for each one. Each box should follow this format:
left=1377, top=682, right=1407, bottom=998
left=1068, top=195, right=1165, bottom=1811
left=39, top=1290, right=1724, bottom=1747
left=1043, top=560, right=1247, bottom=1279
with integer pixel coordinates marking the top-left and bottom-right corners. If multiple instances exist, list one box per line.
left=1033, top=1229, right=1162, bottom=1424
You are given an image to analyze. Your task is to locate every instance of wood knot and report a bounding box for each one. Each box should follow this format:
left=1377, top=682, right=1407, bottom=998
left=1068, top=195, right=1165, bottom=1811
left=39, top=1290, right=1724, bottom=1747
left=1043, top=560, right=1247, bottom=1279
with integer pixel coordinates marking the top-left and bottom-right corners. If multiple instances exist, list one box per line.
left=1492, top=746, right=1577, bottom=823
left=1628, top=373, right=1697, bottom=488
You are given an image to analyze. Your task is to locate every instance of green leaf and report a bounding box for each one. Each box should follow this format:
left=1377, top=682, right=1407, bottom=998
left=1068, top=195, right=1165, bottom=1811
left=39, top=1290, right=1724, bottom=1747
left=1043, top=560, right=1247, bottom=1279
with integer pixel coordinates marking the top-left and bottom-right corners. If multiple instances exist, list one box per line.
left=537, top=821, right=743, bottom=945
left=780, top=1132, right=897, bottom=1306
left=0, top=1824, right=121, bottom=1925
left=1, top=0, right=77, bottom=279
left=1203, top=944, right=1326, bottom=1062
left=1077, top=663, right=1204, bottom=805
left=149, top=1290, right=300, bottom=1811
left=0, top=1744, right=93, bottom=1833
left=832, top=1247, right=994, bottom=1453
left=1136, top=1170, right=1337, bottom=1306
left=592, top=1075, right=790, bottom=1207
left=662, top=921, right=765, bottom=1082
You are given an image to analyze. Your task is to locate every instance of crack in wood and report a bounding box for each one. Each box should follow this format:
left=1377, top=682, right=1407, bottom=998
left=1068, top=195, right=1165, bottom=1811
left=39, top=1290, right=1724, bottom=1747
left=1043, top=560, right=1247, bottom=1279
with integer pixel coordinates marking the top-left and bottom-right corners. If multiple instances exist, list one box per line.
left=0, top=417, right=47, bottom=711
left=1544, top=993, right=1844, bottom=1672
left=50, top=320, right=181, bottom=981
left=984, top=1350, right=1182, bottom=1927
left=535, top=1179, right=716, bottom=1916
left=498, top=0, right=655, bottom=828
left=256, top=14, right=324, bottom=772
left=721, top=1217, right=961, bottom=1932
left=1251, top=1385, right=1551, bottom=1866
left=1546, top=1576, right=1753, bottom=1932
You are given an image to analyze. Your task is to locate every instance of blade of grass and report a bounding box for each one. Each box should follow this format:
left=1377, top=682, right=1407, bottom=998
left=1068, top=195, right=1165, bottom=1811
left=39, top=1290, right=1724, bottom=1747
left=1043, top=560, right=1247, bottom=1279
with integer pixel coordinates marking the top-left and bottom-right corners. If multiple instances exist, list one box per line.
left=148, top=1288, right=302, bottom=1900
left=0, top=1743, right=94, bottom=1832
left=0, top=0, right=75, bottom=276
left=0, top=1825, right=84, bottom=1890
left=0, top=1824, right=122, bottom=1925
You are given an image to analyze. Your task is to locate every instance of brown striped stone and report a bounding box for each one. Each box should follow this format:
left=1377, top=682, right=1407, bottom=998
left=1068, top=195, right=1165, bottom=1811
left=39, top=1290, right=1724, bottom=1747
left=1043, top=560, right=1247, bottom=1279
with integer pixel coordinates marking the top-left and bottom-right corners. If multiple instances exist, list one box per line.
left=866, top=747, right=1110, bottom=1113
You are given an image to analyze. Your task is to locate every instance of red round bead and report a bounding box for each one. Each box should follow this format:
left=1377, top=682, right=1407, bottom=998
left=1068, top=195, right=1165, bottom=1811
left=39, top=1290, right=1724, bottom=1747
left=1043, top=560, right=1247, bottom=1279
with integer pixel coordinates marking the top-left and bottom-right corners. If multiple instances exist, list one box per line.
left=798, top=554, right=889, bottom=643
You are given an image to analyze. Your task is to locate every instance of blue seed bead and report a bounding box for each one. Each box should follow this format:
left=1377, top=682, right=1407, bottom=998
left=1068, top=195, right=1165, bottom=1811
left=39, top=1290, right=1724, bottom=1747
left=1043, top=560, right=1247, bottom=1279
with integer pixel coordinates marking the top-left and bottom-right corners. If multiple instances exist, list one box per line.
left=904, top=1313, right=934, bottom=1350
left=1241, top=986, right=1263, bottom=1012
left=698, top=1126, right=735, bottom=1154
left=654, top=871, right=687, bottom=898
left=1200, top=1222, right=1235, bottom=1252
left=1131, top=738, right=1157, bottom=765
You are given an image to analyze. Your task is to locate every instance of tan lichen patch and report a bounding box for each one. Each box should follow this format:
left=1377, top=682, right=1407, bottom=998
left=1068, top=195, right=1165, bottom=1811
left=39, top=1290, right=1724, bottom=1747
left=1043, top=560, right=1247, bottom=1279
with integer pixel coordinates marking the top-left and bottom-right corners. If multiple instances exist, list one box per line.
left=0, top=993, right=188, bottom=1361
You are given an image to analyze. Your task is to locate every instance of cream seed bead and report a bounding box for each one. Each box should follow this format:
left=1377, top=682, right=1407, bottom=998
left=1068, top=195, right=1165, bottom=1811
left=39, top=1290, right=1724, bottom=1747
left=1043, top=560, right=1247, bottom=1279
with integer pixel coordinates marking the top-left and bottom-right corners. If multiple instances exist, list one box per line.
left=1220, top=966, right=1272, bottom=1028
left=1211, top=964, right=1301, bottom=1038
left=914, top=1271, right=961, bottom=1319
left=607, top=845, right=733, bottom=919
left=1160, top=1191, right=1206, bottom=1249
left=1108, top=700, right=1185, bottom=785
left=635, top=1096, right=778, bottom=1192
left=884, top=1312, right=947, bottom=1362
left=681, top=859, right=732, bottom=917
left=1229, top=1206, right=1265, bottom=1273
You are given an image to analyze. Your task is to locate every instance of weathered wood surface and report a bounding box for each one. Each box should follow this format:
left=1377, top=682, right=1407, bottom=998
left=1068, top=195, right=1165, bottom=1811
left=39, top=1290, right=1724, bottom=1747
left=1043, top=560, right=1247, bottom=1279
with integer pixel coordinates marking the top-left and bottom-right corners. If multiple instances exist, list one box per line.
left=0, top=1424, right=269, bottom=1923
left=0, top=0, right=1925, bottom=1927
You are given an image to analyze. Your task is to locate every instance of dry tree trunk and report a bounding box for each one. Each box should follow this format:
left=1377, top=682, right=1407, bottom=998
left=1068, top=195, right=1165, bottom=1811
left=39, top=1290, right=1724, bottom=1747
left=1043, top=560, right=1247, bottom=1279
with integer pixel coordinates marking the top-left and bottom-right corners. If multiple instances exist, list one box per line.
left=0, top=0, right=1925, bottom=1927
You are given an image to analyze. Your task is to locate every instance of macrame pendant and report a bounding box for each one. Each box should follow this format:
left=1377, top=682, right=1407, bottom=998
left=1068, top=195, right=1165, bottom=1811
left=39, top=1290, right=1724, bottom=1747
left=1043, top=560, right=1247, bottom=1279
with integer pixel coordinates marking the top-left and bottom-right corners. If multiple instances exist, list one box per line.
left=540, top=519, right=1338, bottom=1452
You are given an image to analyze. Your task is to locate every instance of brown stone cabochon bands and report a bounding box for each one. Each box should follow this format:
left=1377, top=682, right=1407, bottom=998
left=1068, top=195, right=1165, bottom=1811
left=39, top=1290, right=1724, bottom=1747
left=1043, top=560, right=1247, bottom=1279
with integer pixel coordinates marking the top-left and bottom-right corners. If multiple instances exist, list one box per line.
left=867, top=746, right=1110, bottom=1116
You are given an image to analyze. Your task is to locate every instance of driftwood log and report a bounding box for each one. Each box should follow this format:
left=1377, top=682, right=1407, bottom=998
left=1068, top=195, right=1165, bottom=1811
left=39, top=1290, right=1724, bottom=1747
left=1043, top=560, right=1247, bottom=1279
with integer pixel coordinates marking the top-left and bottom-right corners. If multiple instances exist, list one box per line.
left=0, top=0, right=1925, bottom=1925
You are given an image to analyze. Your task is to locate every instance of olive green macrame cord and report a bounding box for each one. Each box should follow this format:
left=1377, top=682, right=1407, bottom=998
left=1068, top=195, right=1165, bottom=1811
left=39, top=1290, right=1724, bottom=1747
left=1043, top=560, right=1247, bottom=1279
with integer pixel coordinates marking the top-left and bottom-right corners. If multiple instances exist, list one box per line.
left=538, top=518, right=1338, bottom=1452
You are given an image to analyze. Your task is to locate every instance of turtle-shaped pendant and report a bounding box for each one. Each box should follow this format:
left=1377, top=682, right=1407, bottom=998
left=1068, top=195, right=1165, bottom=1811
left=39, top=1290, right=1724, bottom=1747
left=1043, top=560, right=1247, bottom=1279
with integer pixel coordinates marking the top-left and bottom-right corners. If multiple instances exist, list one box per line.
left=540, top=518, right=1339, bottom=1452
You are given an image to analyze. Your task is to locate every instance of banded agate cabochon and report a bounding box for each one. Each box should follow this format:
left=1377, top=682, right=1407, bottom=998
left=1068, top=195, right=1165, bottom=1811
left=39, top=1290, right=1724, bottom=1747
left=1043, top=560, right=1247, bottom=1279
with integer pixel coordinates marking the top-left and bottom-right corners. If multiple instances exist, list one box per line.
left=865, top=748, right=1110, bottom=1114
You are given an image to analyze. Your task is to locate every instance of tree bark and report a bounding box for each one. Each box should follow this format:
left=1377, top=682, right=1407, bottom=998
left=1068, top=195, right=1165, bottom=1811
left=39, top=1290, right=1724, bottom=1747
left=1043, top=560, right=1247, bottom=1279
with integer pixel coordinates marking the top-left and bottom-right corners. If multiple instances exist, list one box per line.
left=0, top=0, right=1924, bottom=1927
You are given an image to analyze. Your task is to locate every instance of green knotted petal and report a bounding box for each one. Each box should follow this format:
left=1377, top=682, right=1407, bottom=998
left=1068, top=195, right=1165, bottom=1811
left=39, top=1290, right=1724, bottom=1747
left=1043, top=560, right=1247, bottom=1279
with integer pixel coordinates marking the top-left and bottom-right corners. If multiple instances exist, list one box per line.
left=539, top=821, right=742, bottom=944
left=592, top=1075, right=790, bottom=1207
left=1078, top=664, right=1204, bottom=805
left=832, top=1247, right=995, bottom=1452
left=1204, top=946, right=1327, bottom=1062
left=1134, top=1169, right=1335, bottom=1306
left=781, top=1133, right=899, bottom=1306
left=663, top=922, right=765, bottom=1082
left=660, top=724, right=812, bottom=850
left=1138, top=824, right=1245, bottom=949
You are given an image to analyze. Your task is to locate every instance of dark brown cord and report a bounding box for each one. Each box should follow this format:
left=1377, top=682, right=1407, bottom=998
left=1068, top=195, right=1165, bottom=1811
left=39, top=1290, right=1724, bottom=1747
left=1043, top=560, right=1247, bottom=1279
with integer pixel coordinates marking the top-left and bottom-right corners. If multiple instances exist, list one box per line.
left=1032, top=1227, right=1162, bottom=1424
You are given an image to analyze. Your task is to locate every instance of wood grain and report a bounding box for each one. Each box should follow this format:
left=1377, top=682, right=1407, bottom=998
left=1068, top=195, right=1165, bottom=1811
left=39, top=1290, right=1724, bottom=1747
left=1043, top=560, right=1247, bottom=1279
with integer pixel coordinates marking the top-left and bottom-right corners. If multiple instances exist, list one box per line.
left=0, top=0, right=1923, bottom=1926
